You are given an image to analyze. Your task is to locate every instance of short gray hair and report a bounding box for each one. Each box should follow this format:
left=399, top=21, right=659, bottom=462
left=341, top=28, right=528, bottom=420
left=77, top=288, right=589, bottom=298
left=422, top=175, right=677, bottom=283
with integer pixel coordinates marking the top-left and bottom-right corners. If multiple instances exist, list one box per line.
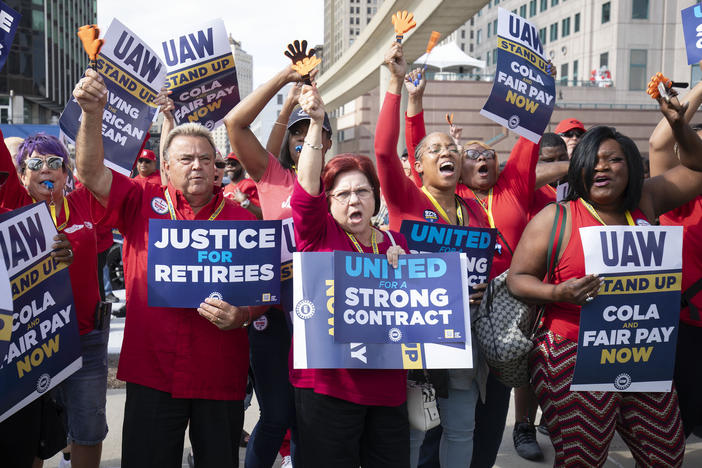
left=162, top=123, right=217, bottom=161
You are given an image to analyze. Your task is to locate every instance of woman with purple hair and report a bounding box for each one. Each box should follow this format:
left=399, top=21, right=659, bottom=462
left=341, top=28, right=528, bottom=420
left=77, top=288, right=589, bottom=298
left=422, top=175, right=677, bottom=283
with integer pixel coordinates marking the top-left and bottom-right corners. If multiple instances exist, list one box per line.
left=0, top=131, right=107, bottom=467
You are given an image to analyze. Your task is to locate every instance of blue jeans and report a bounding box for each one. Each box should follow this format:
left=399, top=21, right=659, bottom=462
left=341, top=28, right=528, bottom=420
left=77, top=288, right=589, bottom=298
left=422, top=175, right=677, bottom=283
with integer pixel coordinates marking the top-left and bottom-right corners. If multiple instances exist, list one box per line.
left=410, top=381, right=480, bottom=468
left=55, top=326, right=110, bottom=445
left=245, top=310, right=298, bottom=467
left=470, top=372, right=511, bottom=468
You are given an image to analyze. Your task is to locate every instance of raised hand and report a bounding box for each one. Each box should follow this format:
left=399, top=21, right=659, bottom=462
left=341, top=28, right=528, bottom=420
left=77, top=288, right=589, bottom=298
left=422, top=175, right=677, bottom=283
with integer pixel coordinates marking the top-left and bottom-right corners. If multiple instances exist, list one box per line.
left=384, top=42, right=407, bottom=81
left=646, top=72, right=674, bottom=101
left=298, top=84, right=325, bottom=123
left=154, top=87, right=174, bottom=118
left=404, top=67, right=425, bottom=97
left=73, top=68, right=108, bottom=115
left=392, top=10, right=416, bottom=42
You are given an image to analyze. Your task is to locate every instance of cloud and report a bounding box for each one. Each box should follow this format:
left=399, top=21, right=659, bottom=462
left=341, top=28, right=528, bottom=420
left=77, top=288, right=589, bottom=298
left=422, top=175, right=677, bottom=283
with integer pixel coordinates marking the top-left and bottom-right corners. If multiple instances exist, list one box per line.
left=97, top=0, right=324, bottom=86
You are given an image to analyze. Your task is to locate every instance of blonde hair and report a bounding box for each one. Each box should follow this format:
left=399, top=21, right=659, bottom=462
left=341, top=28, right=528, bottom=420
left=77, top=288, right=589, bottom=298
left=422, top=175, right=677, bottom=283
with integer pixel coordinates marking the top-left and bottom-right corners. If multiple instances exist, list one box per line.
left=463, top=140, right=493, bottom=151
left=162, top=123, right=217, bottom=161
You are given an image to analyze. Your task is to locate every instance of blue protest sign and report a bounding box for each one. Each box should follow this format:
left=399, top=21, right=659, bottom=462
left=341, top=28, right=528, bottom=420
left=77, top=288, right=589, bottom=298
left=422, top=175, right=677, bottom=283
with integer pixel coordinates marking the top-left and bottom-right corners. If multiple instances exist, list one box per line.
left=0, top=2, right=20, bottom=72
left=480, top=8, right=555, bottom=143
left=400, top=220, right=496, bottom=289
left=333, top=252, right=466, bottom=344
left=60, top=19, right=166, bottom=176
left=0, top=203, right=81, bottom=423
left=293, top=252, right=475, bottom=369
left=162, top=19, right=240, bottom=130
left=681, top=4, right=702, bottom=65
left=572, top=225, right=683, bottom=392
left=147, top=218, right=282, bottom=308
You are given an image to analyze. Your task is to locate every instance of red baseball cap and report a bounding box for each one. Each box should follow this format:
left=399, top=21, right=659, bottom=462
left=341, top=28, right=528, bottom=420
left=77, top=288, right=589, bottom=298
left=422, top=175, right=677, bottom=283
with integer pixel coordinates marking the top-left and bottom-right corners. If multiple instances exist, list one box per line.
left=554, top=118, right=585, bottom=134
left=139, top=149, right=156, bottom=161
left=226, top=152, right=238, bottom=161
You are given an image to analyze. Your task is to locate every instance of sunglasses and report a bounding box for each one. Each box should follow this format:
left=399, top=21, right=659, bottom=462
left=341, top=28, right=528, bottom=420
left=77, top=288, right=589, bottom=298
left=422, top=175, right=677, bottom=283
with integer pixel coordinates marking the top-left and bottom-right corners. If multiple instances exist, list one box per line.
left=215, top=161, right=226, bottom=169
left=559, top=130, right=584, bottom=139
left=137, top=158, right=153, bottom=164
left=25, top=156, right=64, bottom=171
left=464, top=149, right=496, bottom=160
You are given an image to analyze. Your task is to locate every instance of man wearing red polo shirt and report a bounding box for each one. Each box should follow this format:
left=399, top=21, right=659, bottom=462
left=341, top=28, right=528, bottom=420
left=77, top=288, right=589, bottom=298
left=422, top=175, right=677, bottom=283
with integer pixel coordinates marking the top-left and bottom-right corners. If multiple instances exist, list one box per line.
left=73, top=69, right=261, bottom=468
left=554, top=117, right=585, bottom=158
left=223, top=152, right=262, bottom=219
left=133, top=149, right=162, bottom=185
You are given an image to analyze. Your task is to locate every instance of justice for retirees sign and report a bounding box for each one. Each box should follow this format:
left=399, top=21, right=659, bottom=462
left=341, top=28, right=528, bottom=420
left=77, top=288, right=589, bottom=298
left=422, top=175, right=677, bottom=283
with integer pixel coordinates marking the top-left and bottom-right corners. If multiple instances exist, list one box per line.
left=333, top=252, right=466, bottom=344
left=293, top=252, right=474, bottom=370
left=0, top=203, right=81, bottom=423
left=480, top=8, right=555, bottom=143
left=161, top=18, right=240, bottom=130
left=60, top=19, right=166, bottom=176
left=147, top=219, right=282, bottom=308
left=571, top=225, right=683, bottom=392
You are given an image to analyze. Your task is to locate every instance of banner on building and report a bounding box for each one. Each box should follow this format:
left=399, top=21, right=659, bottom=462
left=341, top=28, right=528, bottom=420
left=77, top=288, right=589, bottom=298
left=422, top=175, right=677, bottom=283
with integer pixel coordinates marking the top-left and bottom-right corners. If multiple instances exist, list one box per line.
left=0, top=1, right=20, bottom=72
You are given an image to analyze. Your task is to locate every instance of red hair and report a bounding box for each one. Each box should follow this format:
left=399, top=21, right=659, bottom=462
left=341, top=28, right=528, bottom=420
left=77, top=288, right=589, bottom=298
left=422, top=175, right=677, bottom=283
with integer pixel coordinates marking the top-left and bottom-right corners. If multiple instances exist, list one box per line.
left=321, top=154, right=381, bottom=215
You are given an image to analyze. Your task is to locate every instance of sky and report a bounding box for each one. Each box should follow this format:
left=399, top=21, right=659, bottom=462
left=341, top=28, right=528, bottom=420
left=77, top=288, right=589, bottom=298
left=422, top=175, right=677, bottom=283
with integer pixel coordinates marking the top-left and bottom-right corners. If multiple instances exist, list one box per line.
left=97, top=1, right=324, bottom=87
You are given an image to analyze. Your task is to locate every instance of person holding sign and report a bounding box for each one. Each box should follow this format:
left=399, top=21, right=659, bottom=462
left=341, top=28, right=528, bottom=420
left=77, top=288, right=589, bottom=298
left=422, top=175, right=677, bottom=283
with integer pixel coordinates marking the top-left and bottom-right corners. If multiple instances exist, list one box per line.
left=292, top=82, right=410, bottom=468
left=73, top=68, right=263, bottom=468
left=0, top=131, right=107, bottom=468
left=649, top=74, right=702, bottom=440
left=375, top=41, right=488, bottom=468
left=506, top=94, right=702, bottom=465
left=223, top=59, right=328, bottom=467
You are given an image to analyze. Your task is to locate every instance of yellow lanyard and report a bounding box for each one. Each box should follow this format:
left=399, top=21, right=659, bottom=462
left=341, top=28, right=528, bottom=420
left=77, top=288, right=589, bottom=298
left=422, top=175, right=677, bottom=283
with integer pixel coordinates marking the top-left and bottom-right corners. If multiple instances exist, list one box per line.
left=164, top=189, right=225, bottom=221
left=346, top=229, right=379, bottom=254
left=470, top=187, right=495, bottom=228
left=421, top=187, right=464, bottom=226
left=33, top=196, right=69, bottom=231
left=579, top=199, right=635, bottom=226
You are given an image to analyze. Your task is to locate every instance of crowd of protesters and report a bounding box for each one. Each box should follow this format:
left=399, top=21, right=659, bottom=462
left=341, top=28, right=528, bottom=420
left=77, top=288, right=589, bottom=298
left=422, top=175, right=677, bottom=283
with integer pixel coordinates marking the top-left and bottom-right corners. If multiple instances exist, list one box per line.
left=1, top=30, right=702, bottom=468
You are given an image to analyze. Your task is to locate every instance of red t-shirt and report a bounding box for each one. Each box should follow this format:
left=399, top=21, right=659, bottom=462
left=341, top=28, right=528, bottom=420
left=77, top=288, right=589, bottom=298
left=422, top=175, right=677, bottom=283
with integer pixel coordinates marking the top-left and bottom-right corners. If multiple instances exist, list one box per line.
left=223, top=178, right=261, bottom=207
left=134, top=171, right=162, bottom=185
left=530, top=185, right=557, bottom=220
left=375, top=92, right=487, bottom=233
left=544, top=200, right=650, bottom=342
left=660, top=196, right=702, bottom=327
left=0, top=132, right=100, bottom=335
left=456, top=137, right=539, bottom=277
left=291, top=179, right=408, bottom=406
left=91, top=171, right=253, bottom=399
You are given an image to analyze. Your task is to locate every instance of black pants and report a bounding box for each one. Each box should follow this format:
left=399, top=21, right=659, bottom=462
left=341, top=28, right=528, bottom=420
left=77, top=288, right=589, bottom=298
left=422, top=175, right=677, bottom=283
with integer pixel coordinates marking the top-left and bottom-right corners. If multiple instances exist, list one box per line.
left=0, top=397, right=42, bottom=467
left=674, top=321, right=702, bottom=438
left=122, top=382, right=244, bottom=468
left=294, top=387, right=409, bottom=468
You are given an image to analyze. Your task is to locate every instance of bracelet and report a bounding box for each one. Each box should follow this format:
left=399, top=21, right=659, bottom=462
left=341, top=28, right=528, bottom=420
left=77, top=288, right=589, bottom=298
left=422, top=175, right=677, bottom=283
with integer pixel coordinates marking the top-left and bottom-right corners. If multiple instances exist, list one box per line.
left=304, top=140, right=324, bottom=150
left=273, top=122, right=287, bottom=127
left=240, top=198, right=251, bottom=208
left=241, top=307, right=250, bottom=328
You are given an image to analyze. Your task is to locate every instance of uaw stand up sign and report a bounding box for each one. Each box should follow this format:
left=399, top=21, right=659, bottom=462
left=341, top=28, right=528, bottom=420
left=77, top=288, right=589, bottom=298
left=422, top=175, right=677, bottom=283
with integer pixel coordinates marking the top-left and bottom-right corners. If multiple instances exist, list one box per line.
left=572, top=225, right=683, bottom=392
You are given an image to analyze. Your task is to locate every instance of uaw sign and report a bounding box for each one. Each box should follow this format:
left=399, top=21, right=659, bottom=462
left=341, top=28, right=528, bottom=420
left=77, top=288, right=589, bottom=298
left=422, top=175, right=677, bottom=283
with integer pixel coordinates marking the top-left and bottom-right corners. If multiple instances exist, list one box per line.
left=293, top=252, right=474, bottom=370
left=572, top=225, right=683, bottom=392
left=0, top=1, right=20, bottom=72
left=60, top=19, right=166, bottom=175
left=0, top=203, right=81, bottom=423
left=147, top=219, right=282, bottom=308
left=480, top=8, right=555, bottom=143
left=161, top=18, right=240, bottom=130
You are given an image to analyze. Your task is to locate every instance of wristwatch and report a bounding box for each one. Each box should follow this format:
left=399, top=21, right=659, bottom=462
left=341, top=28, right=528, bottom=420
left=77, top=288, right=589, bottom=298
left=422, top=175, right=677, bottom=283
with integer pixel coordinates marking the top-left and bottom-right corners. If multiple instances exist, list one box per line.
left=240, top=198, right=251, bottom=209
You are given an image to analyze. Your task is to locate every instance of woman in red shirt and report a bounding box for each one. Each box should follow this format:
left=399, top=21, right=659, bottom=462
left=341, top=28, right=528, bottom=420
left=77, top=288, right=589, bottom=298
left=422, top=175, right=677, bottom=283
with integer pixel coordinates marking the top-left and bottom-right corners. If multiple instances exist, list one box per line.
left=507, top=107, right=702, bottom=466
left=292, top=83, right=409, bottom=468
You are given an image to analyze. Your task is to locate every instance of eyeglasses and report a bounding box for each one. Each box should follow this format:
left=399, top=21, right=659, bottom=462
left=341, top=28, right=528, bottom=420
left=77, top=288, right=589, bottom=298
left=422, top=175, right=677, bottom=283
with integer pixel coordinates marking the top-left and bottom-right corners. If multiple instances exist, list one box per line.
left=329, top=187, right=373, bottom=203
left=214, top=161, right=226, bottom=169
left=225, top=160, right=239, bottom=166
left=559, top=130, right=584, bottom=139
left=137, top=158, right=153, bottom=164
left=464, top=149, right=496, bottom=160
left=426, top=144, right=460, bottom=155
left=25, top=156, right=64, bottom=171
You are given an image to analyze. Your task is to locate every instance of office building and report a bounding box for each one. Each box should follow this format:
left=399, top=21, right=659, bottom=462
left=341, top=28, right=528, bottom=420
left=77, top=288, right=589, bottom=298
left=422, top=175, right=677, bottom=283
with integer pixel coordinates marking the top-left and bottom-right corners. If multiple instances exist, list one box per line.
left=323, top=0, right=384, bottom=72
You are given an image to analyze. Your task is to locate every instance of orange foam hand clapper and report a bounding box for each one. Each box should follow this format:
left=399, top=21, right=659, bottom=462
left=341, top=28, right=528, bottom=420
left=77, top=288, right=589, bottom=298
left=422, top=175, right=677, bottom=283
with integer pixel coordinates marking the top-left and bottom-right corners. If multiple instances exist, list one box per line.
left=392, top=10, right=416, bottom=43
left=284, top=40, right=320, bottom=84
left=77, top=25, right=103, bottom=65
left=646, top=72, right=672, bottom=100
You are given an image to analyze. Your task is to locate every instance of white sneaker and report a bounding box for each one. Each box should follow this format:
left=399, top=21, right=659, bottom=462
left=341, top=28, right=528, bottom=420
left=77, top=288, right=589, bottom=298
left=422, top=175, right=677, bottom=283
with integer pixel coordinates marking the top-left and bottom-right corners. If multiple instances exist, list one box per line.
left=281, top=455, right=292, bottom=468
left=58, top=456, right=72, bottom=468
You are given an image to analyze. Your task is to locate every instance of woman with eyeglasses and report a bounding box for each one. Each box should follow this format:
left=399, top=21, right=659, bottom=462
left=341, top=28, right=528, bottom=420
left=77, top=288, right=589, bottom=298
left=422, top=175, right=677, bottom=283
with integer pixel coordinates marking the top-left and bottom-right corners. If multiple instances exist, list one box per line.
left=376, top=42, right=490, bottom=468
left=0, top=132, right=107, bottom=468
left=292, top=81, right=410, bottom=468
left=505, top=93, right=702, bottom=466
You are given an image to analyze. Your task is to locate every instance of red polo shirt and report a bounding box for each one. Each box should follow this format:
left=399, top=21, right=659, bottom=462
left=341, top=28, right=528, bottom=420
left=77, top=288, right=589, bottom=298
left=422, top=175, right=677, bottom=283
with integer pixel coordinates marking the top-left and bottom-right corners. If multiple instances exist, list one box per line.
left=224, top=178, right=260, bottom=207
left=134, top=171, right=162, bottom=186
left=91, top=171, right=254, bottom=399
left=0, top=133, right=100, bottom=335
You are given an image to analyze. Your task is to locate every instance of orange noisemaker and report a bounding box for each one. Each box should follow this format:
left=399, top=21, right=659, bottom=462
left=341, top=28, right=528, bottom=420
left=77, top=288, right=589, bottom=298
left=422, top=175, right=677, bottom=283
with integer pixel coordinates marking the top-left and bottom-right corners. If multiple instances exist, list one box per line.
left=77, top=25, right=103, bottom=69
left=392, top=10, right=416, bottom=43
left=284, top=40, right=321, bottom=85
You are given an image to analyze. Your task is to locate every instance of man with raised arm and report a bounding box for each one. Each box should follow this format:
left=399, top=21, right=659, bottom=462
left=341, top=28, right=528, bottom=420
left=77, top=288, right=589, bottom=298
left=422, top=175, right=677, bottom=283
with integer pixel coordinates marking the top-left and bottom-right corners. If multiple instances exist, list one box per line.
left=73, top=68, right=263, bottom=468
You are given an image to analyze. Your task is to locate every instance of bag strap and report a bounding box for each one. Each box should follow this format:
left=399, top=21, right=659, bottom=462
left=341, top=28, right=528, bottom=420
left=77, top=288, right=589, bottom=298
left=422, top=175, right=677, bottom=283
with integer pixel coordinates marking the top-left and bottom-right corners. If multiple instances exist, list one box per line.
left=384, top=230, right=397, bottom=247
left=681, top=277, right=702, bottom=321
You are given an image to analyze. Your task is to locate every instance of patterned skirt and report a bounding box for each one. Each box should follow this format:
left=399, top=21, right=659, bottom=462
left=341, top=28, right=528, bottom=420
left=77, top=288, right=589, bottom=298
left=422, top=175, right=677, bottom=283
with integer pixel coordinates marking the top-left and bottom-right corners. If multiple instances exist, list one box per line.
left=529, top=329, right=685, bottom=467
